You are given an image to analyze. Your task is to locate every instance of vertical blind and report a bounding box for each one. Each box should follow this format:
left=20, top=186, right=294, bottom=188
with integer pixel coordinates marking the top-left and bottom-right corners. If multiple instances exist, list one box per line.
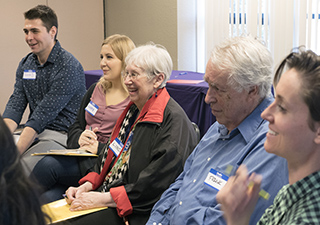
left=198, top=0, right=320, bottom=72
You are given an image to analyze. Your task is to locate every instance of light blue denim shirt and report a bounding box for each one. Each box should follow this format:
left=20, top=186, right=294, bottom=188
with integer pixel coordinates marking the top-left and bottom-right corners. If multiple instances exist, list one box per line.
left=147, top=95, right=288, bottom=225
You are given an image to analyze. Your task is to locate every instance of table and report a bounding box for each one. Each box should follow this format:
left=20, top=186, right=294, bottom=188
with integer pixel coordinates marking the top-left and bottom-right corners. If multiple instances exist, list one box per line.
left=84, top=70, right=216, bottom=138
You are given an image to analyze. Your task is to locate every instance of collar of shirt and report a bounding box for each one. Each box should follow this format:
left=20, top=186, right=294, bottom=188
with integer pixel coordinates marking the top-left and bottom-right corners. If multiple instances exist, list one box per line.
left=217, top=95, right=274, bottom=143
left=237, top=95, right=274, bottom=144
left=286, top=170, right=320, bottom=205
left=32, top=40, right=61, bottom=66
left=260, top=170, right=320, bottom=224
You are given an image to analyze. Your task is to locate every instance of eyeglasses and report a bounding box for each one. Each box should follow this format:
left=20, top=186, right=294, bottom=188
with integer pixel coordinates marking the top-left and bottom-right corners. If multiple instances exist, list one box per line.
left=123, top=71, right=141, bottom=80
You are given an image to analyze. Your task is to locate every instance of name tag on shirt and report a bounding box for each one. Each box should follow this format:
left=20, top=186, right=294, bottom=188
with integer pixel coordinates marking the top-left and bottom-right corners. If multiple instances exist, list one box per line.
left=109, top=138, right=124, bottom=157
left=204, top=168, right=228, bottom=191
left=23, top=70, right=36, bottom=79
left=85, top=101, right=99, bottom=116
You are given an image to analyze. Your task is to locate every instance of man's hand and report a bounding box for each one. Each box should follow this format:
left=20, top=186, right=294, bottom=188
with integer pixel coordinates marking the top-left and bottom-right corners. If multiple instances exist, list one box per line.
left=17, top=126, right=38, bottom=154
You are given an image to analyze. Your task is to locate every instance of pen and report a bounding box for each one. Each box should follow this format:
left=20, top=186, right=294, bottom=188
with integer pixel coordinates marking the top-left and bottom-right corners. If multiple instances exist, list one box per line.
left=62, top=194, right=68, bottom=199
left=247, top=181, right=270, bottom=200
left=123, top=216, right=129, bottom=225
left=88, top=126, right=92, bottom=140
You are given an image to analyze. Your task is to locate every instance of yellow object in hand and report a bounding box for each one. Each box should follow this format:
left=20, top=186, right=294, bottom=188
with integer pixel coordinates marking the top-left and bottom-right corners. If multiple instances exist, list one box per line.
left=248, top=181, right=270, bottom=200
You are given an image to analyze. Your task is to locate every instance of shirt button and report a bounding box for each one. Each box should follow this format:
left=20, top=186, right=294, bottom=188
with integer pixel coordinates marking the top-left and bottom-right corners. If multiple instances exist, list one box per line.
left=179, top=201, right=182, bottom=205
left=207, top=157, right=211, bottom=161
left=193, top=179, right=196, bottom=183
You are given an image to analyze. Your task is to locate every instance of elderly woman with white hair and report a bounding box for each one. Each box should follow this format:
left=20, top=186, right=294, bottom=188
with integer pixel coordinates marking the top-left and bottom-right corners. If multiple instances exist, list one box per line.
left=62, top=44, right=198, bottom=225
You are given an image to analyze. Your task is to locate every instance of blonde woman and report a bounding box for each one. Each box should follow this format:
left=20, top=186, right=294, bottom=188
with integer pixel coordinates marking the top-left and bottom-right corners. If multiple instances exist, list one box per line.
left=31, top=34, right=135, bottom=203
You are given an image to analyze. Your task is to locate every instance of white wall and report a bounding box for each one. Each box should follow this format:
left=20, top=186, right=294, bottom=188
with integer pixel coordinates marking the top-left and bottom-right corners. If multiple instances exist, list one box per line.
left=177, top=0, right=197, bottom=71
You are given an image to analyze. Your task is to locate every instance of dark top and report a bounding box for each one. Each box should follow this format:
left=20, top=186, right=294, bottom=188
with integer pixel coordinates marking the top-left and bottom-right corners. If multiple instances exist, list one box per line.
left=3, top=41, right=86, bottom=133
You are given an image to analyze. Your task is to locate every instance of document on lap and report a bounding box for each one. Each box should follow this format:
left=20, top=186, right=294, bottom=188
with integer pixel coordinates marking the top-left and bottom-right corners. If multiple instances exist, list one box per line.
left=42, top=198, right=107, bottom=224
left=31, top=149, right=98, bottom=157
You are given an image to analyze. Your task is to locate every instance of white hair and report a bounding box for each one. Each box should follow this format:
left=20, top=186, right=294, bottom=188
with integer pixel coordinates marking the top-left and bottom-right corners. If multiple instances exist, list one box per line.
left=125, top=43, right=173, bottom=88
left=210, top=35, right=273, bottom=98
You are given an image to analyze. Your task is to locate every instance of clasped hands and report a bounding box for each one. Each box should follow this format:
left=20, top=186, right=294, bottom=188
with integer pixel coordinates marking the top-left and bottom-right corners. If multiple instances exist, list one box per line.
left=65, top=182, right=116, bottom=211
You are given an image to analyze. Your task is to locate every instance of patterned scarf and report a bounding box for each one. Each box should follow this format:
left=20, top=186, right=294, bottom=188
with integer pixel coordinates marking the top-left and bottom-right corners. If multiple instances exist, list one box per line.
left=100, top=104, right=138, bottom=192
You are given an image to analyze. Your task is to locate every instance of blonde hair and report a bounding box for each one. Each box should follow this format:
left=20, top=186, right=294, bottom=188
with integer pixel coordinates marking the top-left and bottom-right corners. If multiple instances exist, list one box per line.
left=98, top=34, right=135, bottom=92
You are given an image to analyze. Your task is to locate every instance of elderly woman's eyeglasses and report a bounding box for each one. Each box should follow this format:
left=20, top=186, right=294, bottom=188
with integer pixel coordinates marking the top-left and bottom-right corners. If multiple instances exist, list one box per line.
left=123, top=71, right=141, bottom=80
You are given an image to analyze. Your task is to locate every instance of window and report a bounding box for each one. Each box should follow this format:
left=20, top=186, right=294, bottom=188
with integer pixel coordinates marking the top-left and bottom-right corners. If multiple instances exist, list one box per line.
left=296, top=0, right=320, bottom=54
left=196, top=0, right=320, bottom=73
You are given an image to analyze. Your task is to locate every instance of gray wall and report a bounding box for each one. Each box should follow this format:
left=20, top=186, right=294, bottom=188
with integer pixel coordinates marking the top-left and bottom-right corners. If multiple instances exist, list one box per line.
left=104, top=0, right=178, bottom=70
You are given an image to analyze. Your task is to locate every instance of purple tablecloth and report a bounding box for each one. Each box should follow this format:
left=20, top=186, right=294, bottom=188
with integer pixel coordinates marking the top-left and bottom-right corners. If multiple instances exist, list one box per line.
left=84, top=70, right=215, bottom=137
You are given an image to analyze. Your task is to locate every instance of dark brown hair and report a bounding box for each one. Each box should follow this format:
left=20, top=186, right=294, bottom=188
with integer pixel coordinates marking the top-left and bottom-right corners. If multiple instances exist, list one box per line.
left=274, top=47, right=320, bottom=131
left=24, top=5, right=58, bottom=40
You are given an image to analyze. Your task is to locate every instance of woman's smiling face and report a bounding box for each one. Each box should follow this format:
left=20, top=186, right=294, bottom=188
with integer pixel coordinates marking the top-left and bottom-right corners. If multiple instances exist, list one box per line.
left=261, top=68, right=317, bottom=165
left=124, top=64, right=157, bottom=110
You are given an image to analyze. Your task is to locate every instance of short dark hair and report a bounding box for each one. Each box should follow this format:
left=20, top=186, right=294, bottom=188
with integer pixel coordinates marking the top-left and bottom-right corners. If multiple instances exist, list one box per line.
left=24, top=5, right=58, bottom=39
left=274, top=47, right=320, bottom=131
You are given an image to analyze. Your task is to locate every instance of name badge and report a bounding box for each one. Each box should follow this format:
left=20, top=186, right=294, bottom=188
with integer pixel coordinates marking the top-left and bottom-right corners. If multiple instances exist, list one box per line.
left=85, top=101, right=99, bottom=116
left=204, top=168, right=228, bottom=191
left=23, top=70, right=36, bottom=79
left=109, top=138, right=124, bottom=157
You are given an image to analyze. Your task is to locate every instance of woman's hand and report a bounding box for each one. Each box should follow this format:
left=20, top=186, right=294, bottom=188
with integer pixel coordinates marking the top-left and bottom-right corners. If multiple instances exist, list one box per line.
left=78, top=127, right=99, bottom=154
left=69, top=191, right=117, bottom=211
left=216, top=165, right=262, bottom=225
left=65, top=182, right=93, bottom=205
left=80, top=140, right=99, bottom=154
